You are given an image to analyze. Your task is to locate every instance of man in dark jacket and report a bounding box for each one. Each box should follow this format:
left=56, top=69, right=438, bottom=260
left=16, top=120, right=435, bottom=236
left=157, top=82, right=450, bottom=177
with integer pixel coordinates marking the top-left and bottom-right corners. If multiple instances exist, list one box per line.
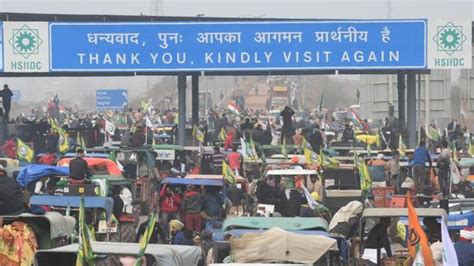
left=201, top=187, right=223, bottom=220
left=240, top=118, right=253, bottom=132
left=280, top=106, right=295, bottom=141
left=228, top=184, right=244, bottom=215
left=181, top=185, right=203, bottom=232
left=120, top=131, right=132, bottom=147
left=1, top=84, right=13, bottom=120
left=69, top=149, right=91, bottom=181
left=135, top=216, right=166, bottom=244
left=310, top=124, right=324, bottom=152
left=0, top=169, right=24, bottom=215
left=131, top=126, right=146, bottom=148
left=366, top=217, right=392, bottom=257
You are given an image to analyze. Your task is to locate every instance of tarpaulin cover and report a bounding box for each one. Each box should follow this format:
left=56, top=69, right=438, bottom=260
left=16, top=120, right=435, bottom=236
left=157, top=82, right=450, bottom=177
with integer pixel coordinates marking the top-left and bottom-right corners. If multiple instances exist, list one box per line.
left=57, top=157, right=121, bottom=176
left=16, top=164, right=70, bottom=188
left=230, top=227, right=337, bottom=264
left=35, top=242, right=202, bottom=266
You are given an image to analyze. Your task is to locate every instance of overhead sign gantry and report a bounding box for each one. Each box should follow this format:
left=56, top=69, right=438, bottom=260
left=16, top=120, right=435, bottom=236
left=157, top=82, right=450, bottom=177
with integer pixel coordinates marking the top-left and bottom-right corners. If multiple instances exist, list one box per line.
left=1, top=20, right=428, bottom=72
left=0, top=16, right=471, bottom=147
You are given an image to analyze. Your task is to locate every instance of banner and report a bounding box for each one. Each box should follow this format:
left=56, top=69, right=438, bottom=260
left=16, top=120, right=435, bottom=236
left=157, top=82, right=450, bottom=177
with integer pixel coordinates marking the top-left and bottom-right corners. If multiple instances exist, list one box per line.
left=3, top=22, right=49, bottom=72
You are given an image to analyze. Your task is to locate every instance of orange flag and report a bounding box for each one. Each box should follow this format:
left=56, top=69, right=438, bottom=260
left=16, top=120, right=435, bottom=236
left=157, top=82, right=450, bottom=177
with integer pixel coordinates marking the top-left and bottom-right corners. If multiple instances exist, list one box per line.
left=407, top=193, right=434, bottom=266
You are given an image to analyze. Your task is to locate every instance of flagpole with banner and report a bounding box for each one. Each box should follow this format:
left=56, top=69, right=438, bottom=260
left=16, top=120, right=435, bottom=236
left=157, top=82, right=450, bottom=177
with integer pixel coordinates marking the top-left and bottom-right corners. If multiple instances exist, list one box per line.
left=441, top=216, right=458, bottom=265
left=135, top=213, right=157, bottom=266
left=76, top=196, right=95, bottom=266
left=16, top=138, right=35, bottom=163
left=407, top=193, right=434, bottom=266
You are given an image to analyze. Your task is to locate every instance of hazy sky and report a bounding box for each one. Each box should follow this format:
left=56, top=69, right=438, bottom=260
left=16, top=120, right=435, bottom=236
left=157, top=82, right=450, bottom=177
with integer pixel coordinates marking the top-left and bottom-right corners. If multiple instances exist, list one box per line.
left=1, top=0, right=472, bottom=19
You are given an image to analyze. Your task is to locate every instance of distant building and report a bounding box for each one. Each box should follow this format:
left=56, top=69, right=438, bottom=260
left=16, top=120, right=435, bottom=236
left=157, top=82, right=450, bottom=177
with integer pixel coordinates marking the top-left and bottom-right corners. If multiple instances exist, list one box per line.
left=360, top=47, right=474, bottom=129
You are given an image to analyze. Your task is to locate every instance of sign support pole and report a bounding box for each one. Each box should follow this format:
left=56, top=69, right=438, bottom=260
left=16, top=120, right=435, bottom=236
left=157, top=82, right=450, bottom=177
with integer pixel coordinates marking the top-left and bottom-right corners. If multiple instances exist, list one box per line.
left=397, top=72, right=406, bottom=131
left=407, top=71, right=417, bottom=148
left=192, top=75, right=199, bottom=126
left=178, top=74, right=187, bottom=146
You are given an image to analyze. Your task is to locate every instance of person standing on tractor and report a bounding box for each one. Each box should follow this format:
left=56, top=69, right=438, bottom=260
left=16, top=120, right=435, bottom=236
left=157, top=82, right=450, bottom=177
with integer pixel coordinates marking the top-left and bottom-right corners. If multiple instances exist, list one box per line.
left=412, top=141, right=432, bottom=196
left=226, top=145, right=242, bottom=175
left=159, top=182, right=182, bottom=237
left=280, top=106, right=294, bottom=142
left=135, top=215, right=167, bottom=244
left=1, top=84, right=13, bottom=121
left=181, top=185, right=203, bottom=232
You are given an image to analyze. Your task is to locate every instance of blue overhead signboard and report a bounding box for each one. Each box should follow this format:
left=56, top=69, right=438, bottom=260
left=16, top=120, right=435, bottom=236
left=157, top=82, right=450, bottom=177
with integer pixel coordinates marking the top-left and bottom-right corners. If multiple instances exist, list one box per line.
left=49, top=20, right=427, bottom=72
left=96, top=89, right=128, bottom=111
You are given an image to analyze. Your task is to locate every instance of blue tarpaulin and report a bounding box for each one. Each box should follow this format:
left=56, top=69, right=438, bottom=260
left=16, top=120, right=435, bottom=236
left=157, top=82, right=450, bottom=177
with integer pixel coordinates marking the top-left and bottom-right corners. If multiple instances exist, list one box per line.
left=30, top=195, right=114, bottom=219
left=16, top=164, right=70, bottom=188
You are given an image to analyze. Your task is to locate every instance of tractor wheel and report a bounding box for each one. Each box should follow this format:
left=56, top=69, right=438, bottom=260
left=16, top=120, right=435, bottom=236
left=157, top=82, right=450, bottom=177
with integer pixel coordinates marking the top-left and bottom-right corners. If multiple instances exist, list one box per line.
left=120, top=221, right=136, bottom=243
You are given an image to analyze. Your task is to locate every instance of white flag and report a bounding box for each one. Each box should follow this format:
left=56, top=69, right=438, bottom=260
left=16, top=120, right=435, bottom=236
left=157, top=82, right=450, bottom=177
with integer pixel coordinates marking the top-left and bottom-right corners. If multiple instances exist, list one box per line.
left=240, top=138, right=248, bottom=158
left=105, top=120, right=116, bottom=136
left=302, top=185, right=320, bottom=210
left=145, top=115, right=153, bottom=128
left=441, top=218, right=458, bottom=265
left=412, top=250, right=424, bottom=266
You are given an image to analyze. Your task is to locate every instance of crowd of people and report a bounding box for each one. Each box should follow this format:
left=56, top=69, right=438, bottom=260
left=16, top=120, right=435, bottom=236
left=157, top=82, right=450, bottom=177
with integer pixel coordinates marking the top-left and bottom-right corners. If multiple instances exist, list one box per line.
left=0, top=81, right=473, bottom=265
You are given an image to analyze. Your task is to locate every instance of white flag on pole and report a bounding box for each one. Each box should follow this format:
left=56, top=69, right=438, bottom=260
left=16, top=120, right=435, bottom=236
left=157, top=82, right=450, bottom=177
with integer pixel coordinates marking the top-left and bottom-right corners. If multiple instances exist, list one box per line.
left=441, top=218, right=458, bottom=265
left=302, top=185, right=321, bottom=210
left=145, top=115, right=153, bottom=128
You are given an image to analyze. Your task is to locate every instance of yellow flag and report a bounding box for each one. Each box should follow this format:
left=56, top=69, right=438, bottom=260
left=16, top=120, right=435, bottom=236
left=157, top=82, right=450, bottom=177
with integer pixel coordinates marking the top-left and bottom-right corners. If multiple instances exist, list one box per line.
left=16, top=138, right=34, bottom=163
left=399, top=135, right=406, bottom=157
left=58, top=128, right=70, bottom=154
left=222, top=161, right=236, bottom=185
left=304, top=146, right=314, bottom=165
left=356, top=134, right=378, bottom=145
left=469, top=140, right=474, bottom=157
left=192, top=125, right=205, bottom=143
left=452, top=143, right=459, bottom=163
left=218, top=128, right=227, bottom=142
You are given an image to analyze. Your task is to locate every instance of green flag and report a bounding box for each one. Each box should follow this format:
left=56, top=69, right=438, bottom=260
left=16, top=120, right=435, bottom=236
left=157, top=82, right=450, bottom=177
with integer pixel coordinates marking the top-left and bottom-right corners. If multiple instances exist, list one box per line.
left=249, top=134, right=258, bottom=160
left=135, top=213, right=157, bottom=266
left=76, top=132, right=86, bottom=151
left=319, top=147, right=340, bottom=168
left=427, top=125, right=440, bottom=142
left=76, top=197, right=95, bottom=266
left=469, top=139, right=474, bottom=157
left=452, top=142, right=459, bottom=163
left=354, top=151, right=371, bottom=191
